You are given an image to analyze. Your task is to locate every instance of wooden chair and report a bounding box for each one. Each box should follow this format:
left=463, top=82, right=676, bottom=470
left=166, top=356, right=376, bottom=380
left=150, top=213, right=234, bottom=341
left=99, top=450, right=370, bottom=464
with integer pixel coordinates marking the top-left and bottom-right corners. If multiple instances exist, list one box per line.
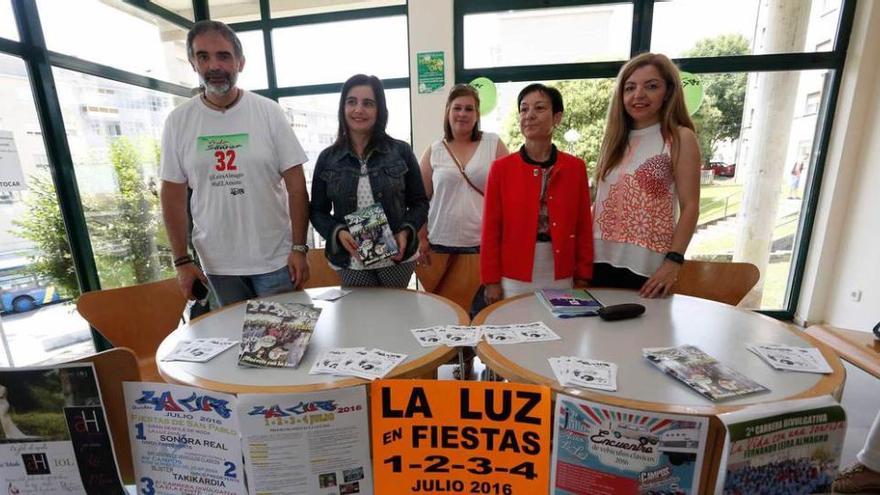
left=304, top=248, right=342, bottom=289
left=415, top=253, right=480, bottom=314
left=76, top=278, right=187, bottom=382
left=70, top=347, right=140, bottom=484
left=671, top=260, right=760, bottom=306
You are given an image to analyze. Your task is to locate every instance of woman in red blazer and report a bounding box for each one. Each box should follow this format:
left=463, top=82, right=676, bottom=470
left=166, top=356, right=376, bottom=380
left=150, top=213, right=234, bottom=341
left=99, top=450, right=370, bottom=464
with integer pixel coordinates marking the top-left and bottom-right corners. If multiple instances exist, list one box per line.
left=481, top=84, right=593, bottom=304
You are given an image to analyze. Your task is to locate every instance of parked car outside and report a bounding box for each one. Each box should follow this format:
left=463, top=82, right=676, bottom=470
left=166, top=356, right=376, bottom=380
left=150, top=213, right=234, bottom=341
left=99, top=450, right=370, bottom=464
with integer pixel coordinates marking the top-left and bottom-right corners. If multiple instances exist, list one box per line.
left=703, top=161, right=736, bottom=178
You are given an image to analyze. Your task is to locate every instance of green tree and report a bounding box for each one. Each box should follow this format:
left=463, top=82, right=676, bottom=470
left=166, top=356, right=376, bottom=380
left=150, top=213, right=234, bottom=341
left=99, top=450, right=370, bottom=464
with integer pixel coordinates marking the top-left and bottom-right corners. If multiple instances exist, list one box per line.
left=98, top=136, right=161, bottom=284
left=11, top=173, right=80, bottom=297
left=502, top=79, right=614, bottom=177
left=683, top=34, right=751, bottom=162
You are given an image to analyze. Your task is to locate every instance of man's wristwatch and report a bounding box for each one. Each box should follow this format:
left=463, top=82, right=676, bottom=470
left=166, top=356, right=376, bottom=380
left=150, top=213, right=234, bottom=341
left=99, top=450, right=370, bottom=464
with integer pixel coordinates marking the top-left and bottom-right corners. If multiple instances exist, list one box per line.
left=664, top=251, right=685, bottom=265
left=291, top=244, right=309, bottom=254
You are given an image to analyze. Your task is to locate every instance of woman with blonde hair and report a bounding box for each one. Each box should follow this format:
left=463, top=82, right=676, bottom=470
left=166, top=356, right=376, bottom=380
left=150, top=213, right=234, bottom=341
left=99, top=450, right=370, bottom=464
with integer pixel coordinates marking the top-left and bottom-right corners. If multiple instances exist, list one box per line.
left=592, top=53, right=701, bottom=297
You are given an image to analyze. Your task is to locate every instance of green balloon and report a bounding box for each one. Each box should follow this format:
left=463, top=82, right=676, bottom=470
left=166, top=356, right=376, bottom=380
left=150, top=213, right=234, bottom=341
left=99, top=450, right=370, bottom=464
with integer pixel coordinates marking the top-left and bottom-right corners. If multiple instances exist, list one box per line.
left=469, top=77, right=497, bottom=115
left=680, top=71, right=703, bottom=116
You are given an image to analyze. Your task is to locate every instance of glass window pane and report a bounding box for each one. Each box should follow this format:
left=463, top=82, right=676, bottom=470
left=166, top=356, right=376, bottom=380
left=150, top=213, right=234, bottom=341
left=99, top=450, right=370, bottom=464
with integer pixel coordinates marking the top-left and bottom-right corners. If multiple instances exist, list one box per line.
left=483, top=69, right=825, bottom=311
left=687, top=69, right=828, bottom=310
left=270, top=0, right=404, bottom=18
left=0, top=54, right=95, bottom=366
left=151, top=0, right=195, bottom=21
left=463, top=4, right=633, bottom=69
left=37, top=0, right=197, bottom=87
left=236, top=30, right=268, bottom=91
left=1, top=0, right=18, bottom=41
left=52, top=67, right=187, bottom=291
left=481, top=79, right=614, bottom=178
left=273, top=16, right=408, bottom=87
left=209, top=0, right=260, bottom=24
left=652, top=0, right=842, bottom=58
left=278, top=88, right=411, bottom=246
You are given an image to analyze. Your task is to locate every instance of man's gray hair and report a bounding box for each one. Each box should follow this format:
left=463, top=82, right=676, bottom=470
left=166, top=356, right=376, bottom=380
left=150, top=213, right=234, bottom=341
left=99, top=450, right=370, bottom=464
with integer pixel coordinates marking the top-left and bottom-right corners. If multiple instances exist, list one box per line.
left=186, top=20, right=243, bottom=61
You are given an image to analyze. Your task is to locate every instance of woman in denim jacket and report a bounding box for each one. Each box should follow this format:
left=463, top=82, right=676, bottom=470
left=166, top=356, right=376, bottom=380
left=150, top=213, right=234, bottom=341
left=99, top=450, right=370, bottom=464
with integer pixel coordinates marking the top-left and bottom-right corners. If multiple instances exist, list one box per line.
left=310, top=74, right=429, bottom=287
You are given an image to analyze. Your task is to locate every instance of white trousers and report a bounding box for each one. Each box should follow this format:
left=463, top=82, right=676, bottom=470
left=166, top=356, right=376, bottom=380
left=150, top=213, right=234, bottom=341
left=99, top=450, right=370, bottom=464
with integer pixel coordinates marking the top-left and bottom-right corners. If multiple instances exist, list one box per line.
left=501, top=242, right=573, bottom=299
left=858, top=411, right=880, bottom=471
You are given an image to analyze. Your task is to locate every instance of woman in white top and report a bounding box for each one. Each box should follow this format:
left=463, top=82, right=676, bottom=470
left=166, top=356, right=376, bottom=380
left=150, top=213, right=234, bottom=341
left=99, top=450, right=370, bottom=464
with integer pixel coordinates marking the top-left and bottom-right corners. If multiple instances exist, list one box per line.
left=418, top=83, right=508, bottom=262
left=592, top=53, right=701, bottom=298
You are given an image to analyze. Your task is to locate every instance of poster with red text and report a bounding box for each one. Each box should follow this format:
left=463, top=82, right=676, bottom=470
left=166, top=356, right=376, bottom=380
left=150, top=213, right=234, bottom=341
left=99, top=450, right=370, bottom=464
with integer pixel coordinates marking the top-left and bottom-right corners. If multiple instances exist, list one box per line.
left=550, top=395, right=708, bottom=495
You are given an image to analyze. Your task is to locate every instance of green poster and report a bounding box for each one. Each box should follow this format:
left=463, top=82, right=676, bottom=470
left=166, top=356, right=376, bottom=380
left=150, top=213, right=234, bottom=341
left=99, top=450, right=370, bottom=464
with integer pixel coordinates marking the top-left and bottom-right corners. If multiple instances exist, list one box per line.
left=417, top=51, right=445, bottom=94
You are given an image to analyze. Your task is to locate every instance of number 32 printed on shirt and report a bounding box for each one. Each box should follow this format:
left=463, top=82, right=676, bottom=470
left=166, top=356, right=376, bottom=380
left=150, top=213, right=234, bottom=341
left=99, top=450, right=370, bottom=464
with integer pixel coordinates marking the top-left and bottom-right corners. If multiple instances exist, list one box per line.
left=215, top=150, right=237, bottom=171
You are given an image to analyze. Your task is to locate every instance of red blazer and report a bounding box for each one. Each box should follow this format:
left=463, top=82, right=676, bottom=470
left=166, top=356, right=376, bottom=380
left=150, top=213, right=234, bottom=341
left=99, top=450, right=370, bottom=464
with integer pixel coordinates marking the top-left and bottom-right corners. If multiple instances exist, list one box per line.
left=481, top=150, right=594, bottom=284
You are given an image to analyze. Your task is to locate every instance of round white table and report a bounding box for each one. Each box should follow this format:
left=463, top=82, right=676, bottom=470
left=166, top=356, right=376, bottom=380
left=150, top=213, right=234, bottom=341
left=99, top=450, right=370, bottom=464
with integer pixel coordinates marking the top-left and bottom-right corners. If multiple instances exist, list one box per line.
left=157, top=288, right=467, bottom=394
left=474, top=289, right=844, bottom=415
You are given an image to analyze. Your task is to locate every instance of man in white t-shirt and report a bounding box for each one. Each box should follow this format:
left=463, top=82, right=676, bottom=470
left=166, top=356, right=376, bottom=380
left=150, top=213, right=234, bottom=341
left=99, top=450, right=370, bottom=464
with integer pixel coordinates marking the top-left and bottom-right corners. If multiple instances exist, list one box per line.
left=160, top=20, right=310, bottom=306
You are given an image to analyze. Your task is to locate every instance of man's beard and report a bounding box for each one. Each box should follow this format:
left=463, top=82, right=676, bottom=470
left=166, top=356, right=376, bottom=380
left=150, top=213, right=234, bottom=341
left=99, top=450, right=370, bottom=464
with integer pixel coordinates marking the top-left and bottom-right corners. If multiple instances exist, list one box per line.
left=201, top=70, right=236, bottom=96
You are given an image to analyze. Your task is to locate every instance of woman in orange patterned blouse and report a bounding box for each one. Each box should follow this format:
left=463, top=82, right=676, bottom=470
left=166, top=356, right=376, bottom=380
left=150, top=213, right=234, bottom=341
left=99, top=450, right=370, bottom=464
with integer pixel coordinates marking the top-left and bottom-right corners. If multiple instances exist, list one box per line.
left=592, top=53, right=701, bottom=298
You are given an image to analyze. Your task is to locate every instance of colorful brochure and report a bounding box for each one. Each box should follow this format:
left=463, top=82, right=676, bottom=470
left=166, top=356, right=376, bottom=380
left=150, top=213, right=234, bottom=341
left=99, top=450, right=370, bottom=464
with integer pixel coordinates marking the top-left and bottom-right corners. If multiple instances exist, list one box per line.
left=344, top=203, right=399, bottom=266
left=537, top=289, right=603, bottom=317
left=238, top=299, right=321, bottom=368
left=550, top=394, right=709, bottom=494
left=643, top=345, right=769, bottom=401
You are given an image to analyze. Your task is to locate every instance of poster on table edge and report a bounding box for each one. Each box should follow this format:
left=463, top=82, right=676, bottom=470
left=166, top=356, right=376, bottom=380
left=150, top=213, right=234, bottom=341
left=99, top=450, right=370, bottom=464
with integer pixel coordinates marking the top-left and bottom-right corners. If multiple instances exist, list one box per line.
left=550, top=394, right=709, bottom=495
left=124, top=381, right=246, bottom=495
left=236, top=386, right=373, bottom=495
left=0, top=363, right=124, bottom=494
left=715, top=395, right=846, bottom=494
left=371, top=379, right=552, bottom=495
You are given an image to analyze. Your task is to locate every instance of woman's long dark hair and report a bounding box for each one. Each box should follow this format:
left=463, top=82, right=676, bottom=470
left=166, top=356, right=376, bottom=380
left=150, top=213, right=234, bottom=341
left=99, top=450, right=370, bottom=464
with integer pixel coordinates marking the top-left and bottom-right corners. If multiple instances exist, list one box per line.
left=333, top=74, right=390, bottom=152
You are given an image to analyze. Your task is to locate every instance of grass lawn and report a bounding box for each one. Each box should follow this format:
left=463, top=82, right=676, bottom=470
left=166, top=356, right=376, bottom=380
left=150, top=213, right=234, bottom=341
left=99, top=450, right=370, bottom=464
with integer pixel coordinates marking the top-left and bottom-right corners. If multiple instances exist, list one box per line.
left=698, top=181, right=743, bottom=226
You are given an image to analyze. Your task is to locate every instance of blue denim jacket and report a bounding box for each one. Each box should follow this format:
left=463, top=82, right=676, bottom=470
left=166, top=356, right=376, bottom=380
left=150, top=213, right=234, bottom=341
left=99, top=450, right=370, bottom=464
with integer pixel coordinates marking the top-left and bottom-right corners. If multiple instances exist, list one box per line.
left=309, top=138, right=429, bottom=268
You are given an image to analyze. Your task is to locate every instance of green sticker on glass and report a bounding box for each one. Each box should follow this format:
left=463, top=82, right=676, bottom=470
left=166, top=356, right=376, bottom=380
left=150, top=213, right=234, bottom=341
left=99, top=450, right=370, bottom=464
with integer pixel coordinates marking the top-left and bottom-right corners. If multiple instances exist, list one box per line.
left=680, top=71, right=703, bottom=115
left=469, top=77, right=497, bottom=115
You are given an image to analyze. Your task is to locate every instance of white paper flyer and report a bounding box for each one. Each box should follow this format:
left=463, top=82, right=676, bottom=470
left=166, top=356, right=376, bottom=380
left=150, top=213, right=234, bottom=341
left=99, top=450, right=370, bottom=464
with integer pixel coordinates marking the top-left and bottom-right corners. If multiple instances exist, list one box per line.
left=237, top=386, right=373, bottom=495
left=123, top=382, right=246, bottom=495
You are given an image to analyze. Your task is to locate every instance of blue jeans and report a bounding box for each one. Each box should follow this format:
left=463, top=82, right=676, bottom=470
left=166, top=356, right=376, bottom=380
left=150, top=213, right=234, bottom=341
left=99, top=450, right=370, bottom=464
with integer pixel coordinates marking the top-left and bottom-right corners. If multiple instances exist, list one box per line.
left=206, top=266, right=294, bottom=307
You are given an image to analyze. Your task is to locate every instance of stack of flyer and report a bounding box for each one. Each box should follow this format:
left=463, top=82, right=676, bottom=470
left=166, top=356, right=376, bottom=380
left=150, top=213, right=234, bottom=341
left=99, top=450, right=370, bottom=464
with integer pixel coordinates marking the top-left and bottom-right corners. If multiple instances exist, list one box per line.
left=309, top=347, right=407, bottom=380
left=162, top=337, right=238, bottom=362
left=409, top=322, right=561, bottom=347
left=747, top=342, right=833, bottom=373
left=345, top=203, right=399, bottom=266
left=643, top=345, right=769, bottom=401
left=535, top=288, right=602, bottom=317
left=409, top=325, right=483, bottom=347
left=549, top=357, right=618, bottom=391
left=238, top=299, right=322, bottom=368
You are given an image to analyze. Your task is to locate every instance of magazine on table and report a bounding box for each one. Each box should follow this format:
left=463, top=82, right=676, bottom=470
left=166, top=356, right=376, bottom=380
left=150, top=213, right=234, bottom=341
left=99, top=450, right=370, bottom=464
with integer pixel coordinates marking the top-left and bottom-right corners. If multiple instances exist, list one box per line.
left=643, top=345, right=769, bottom=401
left=746, top=342, right=833, bottom=374
left=536, top=288, right=603, bottom=317
left=549, top=357, right=618, bottom=391
left=344, top=203, right=399, bottom=266
left=238, top=299, right=322, bottom=368
left=162, top=337, right=238, bottom=362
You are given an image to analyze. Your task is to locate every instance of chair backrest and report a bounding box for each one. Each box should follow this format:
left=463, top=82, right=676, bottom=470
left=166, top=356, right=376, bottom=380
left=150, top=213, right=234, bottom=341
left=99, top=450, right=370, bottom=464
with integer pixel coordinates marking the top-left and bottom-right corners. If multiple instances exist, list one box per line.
left=416, top=253, right=480, bottom=313
left=76, top=278, right=186, bottom=381
left=672, top=260, right=760, bottom=306
left=304, top=248, right=342, bottom=288
left=70, top=347, right=140, bottom=484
